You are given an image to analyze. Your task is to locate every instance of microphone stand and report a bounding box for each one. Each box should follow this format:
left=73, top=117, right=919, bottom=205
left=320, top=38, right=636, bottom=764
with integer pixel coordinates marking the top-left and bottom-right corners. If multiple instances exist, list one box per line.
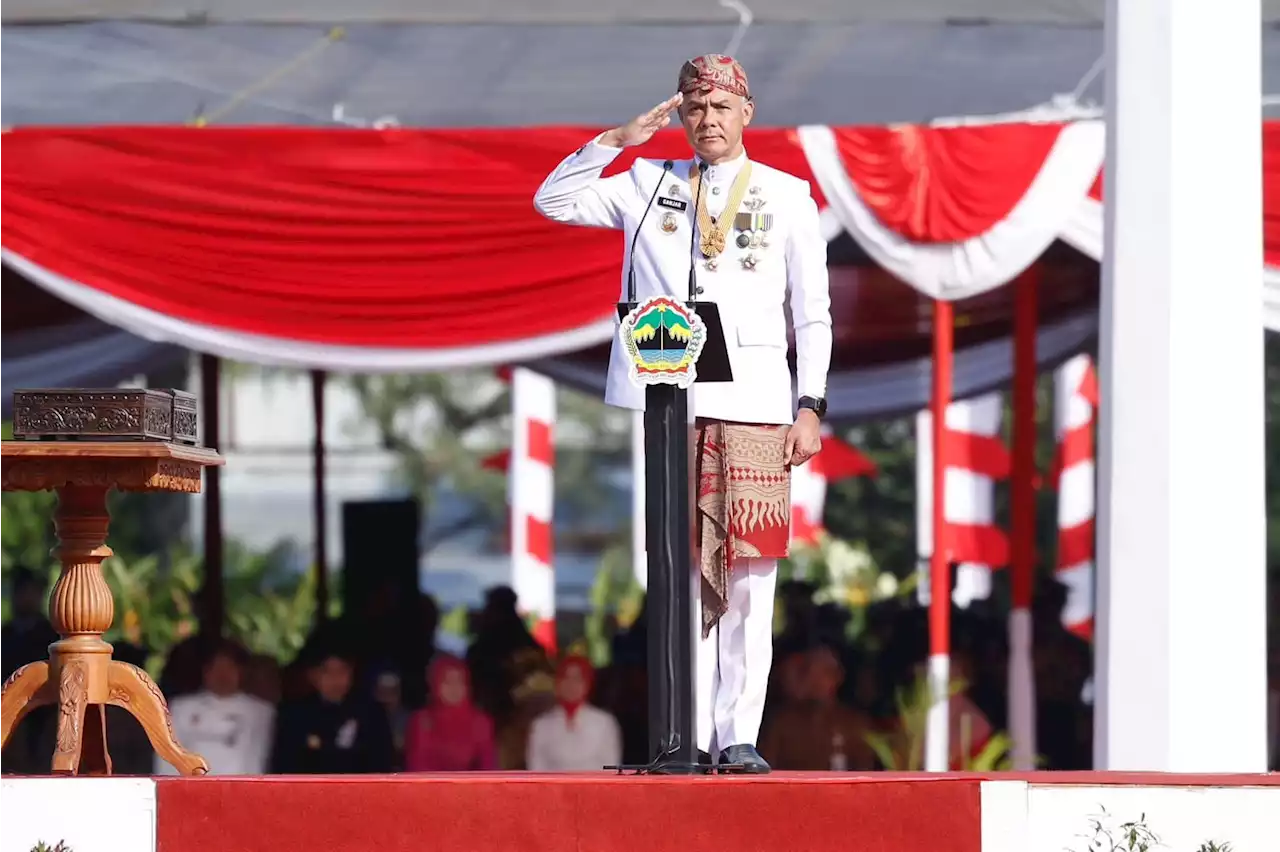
left=640, top=160, right=705, bottom=775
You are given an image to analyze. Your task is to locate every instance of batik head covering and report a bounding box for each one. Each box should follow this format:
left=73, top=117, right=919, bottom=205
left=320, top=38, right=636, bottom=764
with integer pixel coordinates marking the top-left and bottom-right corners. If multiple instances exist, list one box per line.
left=678, top=54, right=750, bottom=100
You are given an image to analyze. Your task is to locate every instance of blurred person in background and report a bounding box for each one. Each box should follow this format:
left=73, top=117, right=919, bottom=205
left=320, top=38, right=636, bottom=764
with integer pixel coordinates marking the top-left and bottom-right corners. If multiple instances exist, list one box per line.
left=2, top=567, right=58, bottom=679
left=467, top=586, right=540, bottom=722
left=374, top=669, right=410, bottom=769
left=403, top=655, right=497, bottom=772
left=270, top=641, right=393, bottom=774
left=157, top=639, right=274, bottom=775
left=1, top=567, right=59, bottom=773
left=760, top=646, right=874, bottom=771
left=526, top=655, right=622, bottom=771
left=497, top=649, right=558, bottom=769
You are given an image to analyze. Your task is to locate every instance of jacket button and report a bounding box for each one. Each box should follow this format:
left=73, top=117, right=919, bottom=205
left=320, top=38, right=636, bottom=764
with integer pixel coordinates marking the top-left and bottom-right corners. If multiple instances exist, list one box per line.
left=695, top=286, right=705, bottom=295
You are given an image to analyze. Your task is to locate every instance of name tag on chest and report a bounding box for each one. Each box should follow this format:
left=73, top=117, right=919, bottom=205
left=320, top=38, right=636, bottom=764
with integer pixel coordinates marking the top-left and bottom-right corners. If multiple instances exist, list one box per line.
left=657, top=197, right=688, bottom=212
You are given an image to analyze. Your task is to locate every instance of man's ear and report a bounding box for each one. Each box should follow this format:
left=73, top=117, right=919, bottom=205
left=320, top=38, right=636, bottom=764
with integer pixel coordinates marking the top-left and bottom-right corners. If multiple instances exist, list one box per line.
left=742, top=98, right=755, bottom=127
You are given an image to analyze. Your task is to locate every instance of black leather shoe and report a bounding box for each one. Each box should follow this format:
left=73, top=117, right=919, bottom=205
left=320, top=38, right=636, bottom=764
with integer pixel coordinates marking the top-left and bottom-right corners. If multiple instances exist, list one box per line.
left=717, top=744, right=771, bottom=774
left=698, top=750, right=713, bottom=765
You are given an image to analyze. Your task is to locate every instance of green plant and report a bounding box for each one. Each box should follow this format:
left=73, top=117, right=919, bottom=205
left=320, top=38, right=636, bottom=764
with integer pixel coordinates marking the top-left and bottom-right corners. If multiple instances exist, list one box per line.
left=1076, top=808, right=1161, bottom=852
left=97, top=541, right=323, bottom=674
left=31, top=842, right=71, bottom=852
left=583, top=542, right=644, bottom=668
left=778, top=532, right=916, bottom=646
left=862, top=671, right=1017, bottom=771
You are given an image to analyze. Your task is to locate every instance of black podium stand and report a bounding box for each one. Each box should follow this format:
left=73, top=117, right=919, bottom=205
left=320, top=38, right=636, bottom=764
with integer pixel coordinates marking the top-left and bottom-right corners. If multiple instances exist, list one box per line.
left=614, top=300, right=733, bottom=774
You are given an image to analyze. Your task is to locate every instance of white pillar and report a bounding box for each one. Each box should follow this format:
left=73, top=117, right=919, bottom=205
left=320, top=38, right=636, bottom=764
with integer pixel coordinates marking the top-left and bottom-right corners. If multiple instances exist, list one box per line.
left=1095, top=0, right=1265, bottom=770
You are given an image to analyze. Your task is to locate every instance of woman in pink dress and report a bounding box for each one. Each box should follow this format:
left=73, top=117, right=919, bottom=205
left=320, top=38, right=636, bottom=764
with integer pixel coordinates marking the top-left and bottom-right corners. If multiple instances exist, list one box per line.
left=403, top=655, right=498, bottom=772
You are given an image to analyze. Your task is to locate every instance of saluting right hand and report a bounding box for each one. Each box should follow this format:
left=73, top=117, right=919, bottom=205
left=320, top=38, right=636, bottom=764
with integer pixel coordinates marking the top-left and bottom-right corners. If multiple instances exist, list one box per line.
left=601, top=94, right=683, bottom=148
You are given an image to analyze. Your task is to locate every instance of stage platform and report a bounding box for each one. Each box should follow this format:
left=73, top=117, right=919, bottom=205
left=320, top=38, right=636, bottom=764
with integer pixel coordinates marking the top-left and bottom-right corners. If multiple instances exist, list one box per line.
left=3, top=772, right=1278, bottom=852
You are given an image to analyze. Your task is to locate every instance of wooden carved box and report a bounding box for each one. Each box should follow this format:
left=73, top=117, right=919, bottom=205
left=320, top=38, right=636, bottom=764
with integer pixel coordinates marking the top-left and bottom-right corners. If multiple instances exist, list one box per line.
left=11, top=389, right=200, bottom=444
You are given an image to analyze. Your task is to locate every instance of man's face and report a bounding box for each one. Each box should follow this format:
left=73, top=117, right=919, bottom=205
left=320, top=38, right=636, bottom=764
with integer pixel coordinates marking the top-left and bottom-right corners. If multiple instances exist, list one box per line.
left=311, top=657, right=353, bottom=704
left=679, top=89, right=753, bottom=163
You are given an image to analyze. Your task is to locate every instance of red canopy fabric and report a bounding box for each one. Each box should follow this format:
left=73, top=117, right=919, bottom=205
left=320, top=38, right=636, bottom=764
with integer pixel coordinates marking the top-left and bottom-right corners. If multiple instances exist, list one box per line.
left=3, top=121, right=1277, bottom=373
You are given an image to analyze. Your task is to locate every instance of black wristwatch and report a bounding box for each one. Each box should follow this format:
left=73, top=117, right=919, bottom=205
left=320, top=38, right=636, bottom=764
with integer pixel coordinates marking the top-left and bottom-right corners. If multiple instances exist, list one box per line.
left=798, top=396, right=827, bottom=419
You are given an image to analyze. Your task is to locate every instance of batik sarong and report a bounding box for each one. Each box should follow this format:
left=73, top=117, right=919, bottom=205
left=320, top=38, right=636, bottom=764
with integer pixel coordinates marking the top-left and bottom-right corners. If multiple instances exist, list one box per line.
left=695, top=420, right=791, bottom=637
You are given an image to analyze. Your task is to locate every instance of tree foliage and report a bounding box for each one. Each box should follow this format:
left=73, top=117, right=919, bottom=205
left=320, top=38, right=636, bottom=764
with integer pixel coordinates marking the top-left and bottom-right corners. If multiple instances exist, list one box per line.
left=347, top=370, right=628, bottom=553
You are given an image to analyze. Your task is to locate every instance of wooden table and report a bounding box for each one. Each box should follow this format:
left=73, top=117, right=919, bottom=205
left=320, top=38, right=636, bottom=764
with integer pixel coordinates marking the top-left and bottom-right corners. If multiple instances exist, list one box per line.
left=0, top=441, right=224, bottom=775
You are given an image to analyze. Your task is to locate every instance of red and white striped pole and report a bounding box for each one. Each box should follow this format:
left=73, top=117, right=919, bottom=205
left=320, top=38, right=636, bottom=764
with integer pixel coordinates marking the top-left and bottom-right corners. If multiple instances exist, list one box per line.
left=510, top=367, right=557, bottom=653
left=925, top=299, right=954, bottom=772
left=1054, top=355, right=1097, bottom=639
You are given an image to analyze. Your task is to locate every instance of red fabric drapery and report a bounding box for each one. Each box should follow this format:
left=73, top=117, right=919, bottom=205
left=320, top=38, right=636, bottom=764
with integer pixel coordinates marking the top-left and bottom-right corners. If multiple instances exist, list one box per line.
left=2, top=127, right=636, bottom=349
left=0, top=126, right=821, bottom=359
left=5, top=121, right=1280, bottom=371
left=832, top=123, right=1062, bottom=243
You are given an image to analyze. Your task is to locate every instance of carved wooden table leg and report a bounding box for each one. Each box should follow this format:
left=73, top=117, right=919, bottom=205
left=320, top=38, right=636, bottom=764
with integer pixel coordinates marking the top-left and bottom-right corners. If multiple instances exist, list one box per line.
left=47, top=484, right=116, bottom=774
left=108, top=661, right=208, bottom=775
left=0, top=662, right=54, bottom=747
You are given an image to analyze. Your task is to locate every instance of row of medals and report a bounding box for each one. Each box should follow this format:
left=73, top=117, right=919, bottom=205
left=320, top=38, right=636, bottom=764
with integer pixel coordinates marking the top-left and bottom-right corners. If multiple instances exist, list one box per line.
left=659, top=184, right=772, bottom=272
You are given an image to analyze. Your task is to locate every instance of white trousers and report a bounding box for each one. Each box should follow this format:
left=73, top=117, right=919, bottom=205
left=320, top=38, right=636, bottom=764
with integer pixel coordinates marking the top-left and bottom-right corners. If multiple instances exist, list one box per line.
left=695, top=556, right=778, bottom=754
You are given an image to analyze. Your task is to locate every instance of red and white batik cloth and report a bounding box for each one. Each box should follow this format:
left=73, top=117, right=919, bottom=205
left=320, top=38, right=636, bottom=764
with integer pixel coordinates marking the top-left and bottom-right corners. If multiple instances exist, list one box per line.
left=696, top=420, right=791, bottom=638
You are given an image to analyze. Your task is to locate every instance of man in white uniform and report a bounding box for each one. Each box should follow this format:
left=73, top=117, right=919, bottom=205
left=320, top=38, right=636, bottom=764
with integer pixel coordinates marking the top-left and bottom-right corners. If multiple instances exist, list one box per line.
left=534, top=54, right=832, bottom=773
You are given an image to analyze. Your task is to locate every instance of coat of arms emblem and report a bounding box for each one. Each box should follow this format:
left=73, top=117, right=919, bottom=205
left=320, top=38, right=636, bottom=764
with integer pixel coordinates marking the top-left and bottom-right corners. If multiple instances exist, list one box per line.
left=618, top=296, right=708, bottom=388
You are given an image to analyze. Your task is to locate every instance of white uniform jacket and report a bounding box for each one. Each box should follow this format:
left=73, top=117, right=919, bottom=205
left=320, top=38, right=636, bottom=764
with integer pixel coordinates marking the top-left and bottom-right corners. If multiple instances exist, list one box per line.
left=533, top=136, right=833, bottom=425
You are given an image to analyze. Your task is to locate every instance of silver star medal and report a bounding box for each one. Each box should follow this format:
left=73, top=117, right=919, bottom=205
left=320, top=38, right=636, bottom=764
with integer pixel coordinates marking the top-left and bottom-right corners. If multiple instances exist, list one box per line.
left=740, top=253, right=758, bottom=271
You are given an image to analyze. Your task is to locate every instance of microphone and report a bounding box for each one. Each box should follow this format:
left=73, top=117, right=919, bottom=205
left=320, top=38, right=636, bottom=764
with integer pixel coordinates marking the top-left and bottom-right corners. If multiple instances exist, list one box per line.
left=687, top=161, right=708, bottom=305
left=626, top=159, right=675, bottom=305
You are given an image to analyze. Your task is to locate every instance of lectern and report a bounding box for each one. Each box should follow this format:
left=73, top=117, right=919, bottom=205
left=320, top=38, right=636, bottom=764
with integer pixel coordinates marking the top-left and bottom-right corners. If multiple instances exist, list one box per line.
left=614, top=297, right=732, bottom=773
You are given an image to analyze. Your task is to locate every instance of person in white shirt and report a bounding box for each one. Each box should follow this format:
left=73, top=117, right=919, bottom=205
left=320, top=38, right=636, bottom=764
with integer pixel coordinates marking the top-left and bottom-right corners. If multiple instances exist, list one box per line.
left=526, top=655, right=622, bottom=772
left=155, top=640, right=274, bottom=775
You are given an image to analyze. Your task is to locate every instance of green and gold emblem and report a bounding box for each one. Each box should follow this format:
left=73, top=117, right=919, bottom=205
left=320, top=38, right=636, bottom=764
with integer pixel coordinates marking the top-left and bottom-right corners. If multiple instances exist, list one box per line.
left=618, top=296, right=707, bottom=388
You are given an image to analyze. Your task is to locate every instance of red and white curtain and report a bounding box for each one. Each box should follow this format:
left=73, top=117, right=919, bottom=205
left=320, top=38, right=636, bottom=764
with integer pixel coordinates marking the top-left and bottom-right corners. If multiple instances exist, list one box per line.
left=1053, top=355, right=1098, bottom=638
left=915, top=395, right=1012, bottom=607
left=5, top=121, right=1280, bottom=383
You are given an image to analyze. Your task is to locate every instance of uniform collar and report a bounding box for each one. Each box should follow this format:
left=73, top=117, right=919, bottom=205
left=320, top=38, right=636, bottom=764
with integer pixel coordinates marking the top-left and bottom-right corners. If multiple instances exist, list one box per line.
left=693, top=149, right=748, bottom=184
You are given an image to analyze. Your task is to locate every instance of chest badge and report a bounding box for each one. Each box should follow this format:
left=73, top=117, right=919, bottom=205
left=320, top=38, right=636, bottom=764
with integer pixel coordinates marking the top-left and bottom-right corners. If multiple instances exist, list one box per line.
left=659, top=212, right=680, bottom=234
left=740, top=253, right=759, bottom=271
left=668, top=183, right=683, bottom=198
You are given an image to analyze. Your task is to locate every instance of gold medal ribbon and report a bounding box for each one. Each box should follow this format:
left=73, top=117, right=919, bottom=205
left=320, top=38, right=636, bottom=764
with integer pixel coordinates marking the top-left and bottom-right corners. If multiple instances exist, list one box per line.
left=689, top=161, right=753, bottom=259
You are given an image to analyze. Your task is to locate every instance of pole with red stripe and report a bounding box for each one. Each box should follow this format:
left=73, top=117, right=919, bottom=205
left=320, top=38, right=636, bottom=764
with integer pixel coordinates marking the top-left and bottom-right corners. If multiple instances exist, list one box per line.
left=925, top=299, right=953, bottom=772
left=510, top=367, right=557, bottom=654
left=1054, top=356, right=1098, bottom=639
left=1008, top=267, right=1039, bottom=770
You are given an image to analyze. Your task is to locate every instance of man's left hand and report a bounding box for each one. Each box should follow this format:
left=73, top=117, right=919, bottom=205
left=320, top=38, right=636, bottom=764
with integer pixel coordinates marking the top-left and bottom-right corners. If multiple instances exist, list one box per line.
left=784, top=409, right=822, bottom=467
